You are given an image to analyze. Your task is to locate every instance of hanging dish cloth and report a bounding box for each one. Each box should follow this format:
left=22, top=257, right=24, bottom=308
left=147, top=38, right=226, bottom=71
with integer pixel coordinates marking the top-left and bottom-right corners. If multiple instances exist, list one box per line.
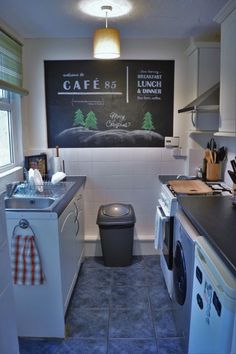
left=11, top=223, right=45, bottom=285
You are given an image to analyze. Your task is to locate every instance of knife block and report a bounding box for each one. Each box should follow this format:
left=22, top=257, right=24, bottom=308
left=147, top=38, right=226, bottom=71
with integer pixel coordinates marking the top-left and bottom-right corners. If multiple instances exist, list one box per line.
left=206, top=163, right=221, bottom=181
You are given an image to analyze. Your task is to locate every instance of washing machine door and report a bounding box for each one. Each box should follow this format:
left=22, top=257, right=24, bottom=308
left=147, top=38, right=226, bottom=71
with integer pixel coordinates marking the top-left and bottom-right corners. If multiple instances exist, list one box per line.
left=173, top=240, right=187, bottom=305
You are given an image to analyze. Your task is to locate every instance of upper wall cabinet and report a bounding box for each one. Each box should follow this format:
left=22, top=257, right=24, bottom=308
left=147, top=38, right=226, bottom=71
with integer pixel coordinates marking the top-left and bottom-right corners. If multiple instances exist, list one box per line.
left=215, top=0, right=236, bottom=137
left=185, top=42, right=220, bottom=103
left=181, top=42, right=220, bottom=132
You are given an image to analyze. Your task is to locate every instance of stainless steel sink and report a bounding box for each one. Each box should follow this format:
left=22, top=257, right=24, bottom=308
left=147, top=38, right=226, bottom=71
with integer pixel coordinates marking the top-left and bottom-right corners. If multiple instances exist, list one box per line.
left=4, top=181, right=76, bottom=211
left=4, top=197, right=56, bottom=210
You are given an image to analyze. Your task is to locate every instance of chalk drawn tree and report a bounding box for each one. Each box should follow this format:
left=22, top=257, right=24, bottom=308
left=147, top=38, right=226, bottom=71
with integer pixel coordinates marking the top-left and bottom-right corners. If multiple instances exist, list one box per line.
left=142, top=112, right=155, bottom=131
left=73, top=108, right=85, bottom=127
left=85, top=111, right=97, bottom=129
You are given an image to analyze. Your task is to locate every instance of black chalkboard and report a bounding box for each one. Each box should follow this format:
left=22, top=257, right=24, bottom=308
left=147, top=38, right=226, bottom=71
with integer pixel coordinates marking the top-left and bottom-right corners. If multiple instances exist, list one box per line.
left=44, top=60, right=174, bottom=148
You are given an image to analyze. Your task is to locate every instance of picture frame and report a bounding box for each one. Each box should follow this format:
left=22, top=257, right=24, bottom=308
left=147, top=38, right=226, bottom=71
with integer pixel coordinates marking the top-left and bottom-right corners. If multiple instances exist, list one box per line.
left=24, top=153, right=48, bottom=177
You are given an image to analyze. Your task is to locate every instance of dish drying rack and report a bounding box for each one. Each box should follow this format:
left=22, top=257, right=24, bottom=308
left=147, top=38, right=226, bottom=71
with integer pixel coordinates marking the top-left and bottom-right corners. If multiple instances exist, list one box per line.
left=15, top=174, right=69, bottom=198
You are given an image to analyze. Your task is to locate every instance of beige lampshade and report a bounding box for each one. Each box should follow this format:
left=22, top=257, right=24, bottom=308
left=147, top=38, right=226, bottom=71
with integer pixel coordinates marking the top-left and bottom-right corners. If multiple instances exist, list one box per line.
left=93, top=27, right=120, bottom=59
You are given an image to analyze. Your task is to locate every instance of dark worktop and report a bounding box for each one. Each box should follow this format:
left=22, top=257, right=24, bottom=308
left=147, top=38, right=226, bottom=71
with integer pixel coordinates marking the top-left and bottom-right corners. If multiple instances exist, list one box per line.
left=178, top=195, right=236, bottom=277
left=158, top=174, right=197, bottom=184
left=159, top=175, right=179, bottom=184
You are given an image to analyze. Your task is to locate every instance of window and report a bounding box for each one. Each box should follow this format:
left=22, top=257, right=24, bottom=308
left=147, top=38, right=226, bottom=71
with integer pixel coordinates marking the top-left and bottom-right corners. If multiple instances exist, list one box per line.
left=0, top=88, right=22, bottom=171
left=0, top=29, right=28, bottom=173
left=0, top=90, right=13, bottom=169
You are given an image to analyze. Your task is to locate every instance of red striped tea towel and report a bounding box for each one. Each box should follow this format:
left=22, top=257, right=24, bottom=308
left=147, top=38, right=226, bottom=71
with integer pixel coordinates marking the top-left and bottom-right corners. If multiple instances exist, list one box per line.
left=11, top=234, right=45, bottom=285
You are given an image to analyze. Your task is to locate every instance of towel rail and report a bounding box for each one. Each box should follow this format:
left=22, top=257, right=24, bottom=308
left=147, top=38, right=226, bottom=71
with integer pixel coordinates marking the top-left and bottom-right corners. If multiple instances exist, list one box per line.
left=13, top=218, right=35, bottom=236
left=19, top=218, right=29, bottom=229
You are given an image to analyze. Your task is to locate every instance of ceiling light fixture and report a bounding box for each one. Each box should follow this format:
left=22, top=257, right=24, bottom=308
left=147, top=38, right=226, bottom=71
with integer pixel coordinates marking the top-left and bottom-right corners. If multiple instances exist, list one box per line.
left=93, top=5, right=120, bottom=59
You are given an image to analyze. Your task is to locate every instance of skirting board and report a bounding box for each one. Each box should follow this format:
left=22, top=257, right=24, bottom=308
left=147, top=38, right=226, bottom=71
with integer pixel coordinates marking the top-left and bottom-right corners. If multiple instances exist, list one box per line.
left=85, top=238, right=159, bottom=257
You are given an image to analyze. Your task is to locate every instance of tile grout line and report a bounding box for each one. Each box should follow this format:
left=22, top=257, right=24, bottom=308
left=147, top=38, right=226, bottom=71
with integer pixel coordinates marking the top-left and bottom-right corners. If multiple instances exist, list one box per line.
left=145, top=265, right=160, bottom=354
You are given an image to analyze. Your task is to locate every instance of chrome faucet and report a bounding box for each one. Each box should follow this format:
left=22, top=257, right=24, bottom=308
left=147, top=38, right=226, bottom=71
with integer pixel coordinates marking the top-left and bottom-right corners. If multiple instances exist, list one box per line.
left=6, top=182, right=19, bottom=197
left=23, top=168, right=29, bottom=182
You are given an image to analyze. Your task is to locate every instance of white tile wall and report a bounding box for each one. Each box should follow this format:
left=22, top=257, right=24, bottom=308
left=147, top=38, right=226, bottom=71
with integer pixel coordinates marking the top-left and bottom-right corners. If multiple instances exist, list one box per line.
left=58, top=147, right=186, bottom=242
left=0, top=168, right=23, bottom=193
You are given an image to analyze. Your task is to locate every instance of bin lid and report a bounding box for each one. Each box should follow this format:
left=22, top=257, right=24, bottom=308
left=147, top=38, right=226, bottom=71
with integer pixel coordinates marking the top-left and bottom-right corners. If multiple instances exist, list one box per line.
left=97, top=203, right=136, bottom=226
left=103, top=203, right=130, bottom=217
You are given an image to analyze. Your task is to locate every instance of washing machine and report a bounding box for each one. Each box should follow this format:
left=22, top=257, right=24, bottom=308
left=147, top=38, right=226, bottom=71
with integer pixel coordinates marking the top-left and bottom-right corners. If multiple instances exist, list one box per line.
left=173, top=209, right=200, bottom=353
left=188, top=236, right=236, bottom=354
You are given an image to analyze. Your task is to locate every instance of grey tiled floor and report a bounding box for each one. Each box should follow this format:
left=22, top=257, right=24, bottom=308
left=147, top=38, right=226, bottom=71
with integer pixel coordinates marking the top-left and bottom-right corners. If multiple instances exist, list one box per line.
left=19, top=255, right=184, bottom=353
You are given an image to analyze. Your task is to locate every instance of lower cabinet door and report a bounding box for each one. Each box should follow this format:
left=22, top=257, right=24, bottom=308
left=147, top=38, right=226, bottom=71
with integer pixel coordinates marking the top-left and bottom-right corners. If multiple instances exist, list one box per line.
left=0, top=285, right=19, bottom=354
left=59, top=201, right=77, bottom=312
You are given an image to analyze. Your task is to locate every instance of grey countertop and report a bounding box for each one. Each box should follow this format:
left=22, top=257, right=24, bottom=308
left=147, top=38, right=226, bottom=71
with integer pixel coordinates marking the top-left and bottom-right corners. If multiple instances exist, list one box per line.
left=53, top=175, right=86, bottom=215
left=5, top=175, right=86, bottom=216
left=177, top=195, right=236, bottom=277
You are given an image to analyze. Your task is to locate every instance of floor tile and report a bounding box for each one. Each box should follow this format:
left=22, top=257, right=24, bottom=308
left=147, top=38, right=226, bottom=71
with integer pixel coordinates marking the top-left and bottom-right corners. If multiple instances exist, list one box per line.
left=70, top=284, right=111, bottom=308
left=66, top=308, right=109, bottom=338
left=112, top=266, right=147, bottom=287
left=146, top=267, right=167, bottom=287
left=19, top=338, right=62, bottom=354
left=77, top=267, right=113, bottom=287
left=157, top=337, right=184, bottom=354
left=109, top=307, right=155, bottom=338
left=110, top=286, right=149, bottom=308
left=83, top=256, right=113, bottom=270
left=148, top=286, right=173, bottom=312
left=18, top=256, right=184, bottom=354
left=152, top=309, right=179, bottom=338
left=108, top=338, right=158, bottom=353
left=143, top=255, right=161, bottom=269
left=56, top=338, right=107, bottom=354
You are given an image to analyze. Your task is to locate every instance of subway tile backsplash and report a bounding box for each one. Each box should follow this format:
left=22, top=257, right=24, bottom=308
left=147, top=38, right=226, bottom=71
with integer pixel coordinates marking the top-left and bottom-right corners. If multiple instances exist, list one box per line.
left=10, top=148, right=185, bottom=242
left=58, top=147, right=186, bottom=241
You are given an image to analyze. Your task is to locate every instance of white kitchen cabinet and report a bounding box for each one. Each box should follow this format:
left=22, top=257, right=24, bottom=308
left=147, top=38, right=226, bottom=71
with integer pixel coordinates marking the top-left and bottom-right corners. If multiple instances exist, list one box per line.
left=184, top=42, right=220, bottom=131
left=186, top=42, right=220, bottom=103
left=0, top=193, right=19, bottom=354
left=59, top=188, right=84, bottom=312
left=215, top=0, right=236, bottom=136
left=74, top=190, right=84, bottom=267
left=5, top=186, right=85, bottom=338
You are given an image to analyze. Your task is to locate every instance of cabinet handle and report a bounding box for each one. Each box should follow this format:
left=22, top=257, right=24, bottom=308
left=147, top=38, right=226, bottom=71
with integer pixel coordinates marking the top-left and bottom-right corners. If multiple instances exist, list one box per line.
left=76, top=219, right=80, bottom=237
left=74, top=202, right=79, bottom=223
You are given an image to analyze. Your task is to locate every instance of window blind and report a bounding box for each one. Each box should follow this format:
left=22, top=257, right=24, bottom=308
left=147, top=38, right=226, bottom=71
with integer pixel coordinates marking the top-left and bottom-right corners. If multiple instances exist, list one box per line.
left=0, top=29, right=28, bottom=95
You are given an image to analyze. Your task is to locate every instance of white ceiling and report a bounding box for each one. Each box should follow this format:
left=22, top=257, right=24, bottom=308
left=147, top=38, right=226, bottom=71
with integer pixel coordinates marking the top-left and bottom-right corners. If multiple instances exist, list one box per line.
left=0, top=0, right=228, bottom=39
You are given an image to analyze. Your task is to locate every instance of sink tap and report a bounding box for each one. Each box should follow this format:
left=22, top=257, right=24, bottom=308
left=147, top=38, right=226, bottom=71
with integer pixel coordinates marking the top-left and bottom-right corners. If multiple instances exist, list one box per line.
left=6, top=182, right=19, bottom=197
left=176, top=175, right=188, bottom=180
left=23, top=168, right=29, bottom=183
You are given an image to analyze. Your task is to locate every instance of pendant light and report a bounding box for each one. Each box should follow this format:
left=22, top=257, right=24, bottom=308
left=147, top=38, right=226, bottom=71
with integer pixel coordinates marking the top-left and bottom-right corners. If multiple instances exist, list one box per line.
left=93, top=5, right=120, bottom=59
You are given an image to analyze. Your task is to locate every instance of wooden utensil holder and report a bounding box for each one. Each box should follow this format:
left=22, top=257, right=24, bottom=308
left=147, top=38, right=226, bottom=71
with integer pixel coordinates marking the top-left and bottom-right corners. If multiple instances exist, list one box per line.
left=206, top=163, right=221, bottom=181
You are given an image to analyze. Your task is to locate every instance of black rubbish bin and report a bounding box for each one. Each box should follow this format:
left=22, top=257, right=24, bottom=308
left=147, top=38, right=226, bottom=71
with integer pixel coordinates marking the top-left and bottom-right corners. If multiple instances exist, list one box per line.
left=96, top=203, right=136, bottom=267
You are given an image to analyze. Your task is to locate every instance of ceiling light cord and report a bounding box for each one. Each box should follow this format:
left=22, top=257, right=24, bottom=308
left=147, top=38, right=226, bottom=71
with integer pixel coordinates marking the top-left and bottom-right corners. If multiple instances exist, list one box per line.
left=105, top=11, right=108, bottom=28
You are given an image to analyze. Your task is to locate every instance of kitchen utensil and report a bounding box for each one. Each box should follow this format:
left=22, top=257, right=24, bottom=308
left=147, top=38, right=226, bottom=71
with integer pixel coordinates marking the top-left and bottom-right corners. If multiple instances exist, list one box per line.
left=217, top=146, right=227, bottom=162
left=230, top=160, right=236, bottom=174
left=228, top=170, right=236, bottom=184
left=208, top=138, right=217, bottom=151
left=212, top=151, right=217, bottom=163
left=205, top=149, right=213, bottom=163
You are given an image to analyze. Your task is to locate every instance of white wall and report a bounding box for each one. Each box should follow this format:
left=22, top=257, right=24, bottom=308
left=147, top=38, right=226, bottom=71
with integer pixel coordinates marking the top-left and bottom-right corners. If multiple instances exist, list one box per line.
left=22, top=37, right=189, bottom=250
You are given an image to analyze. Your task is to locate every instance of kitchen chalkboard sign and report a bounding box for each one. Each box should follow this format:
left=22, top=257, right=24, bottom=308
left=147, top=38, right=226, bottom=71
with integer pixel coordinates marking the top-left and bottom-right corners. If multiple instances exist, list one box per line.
left=44, top=60, right=174, bottom=148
